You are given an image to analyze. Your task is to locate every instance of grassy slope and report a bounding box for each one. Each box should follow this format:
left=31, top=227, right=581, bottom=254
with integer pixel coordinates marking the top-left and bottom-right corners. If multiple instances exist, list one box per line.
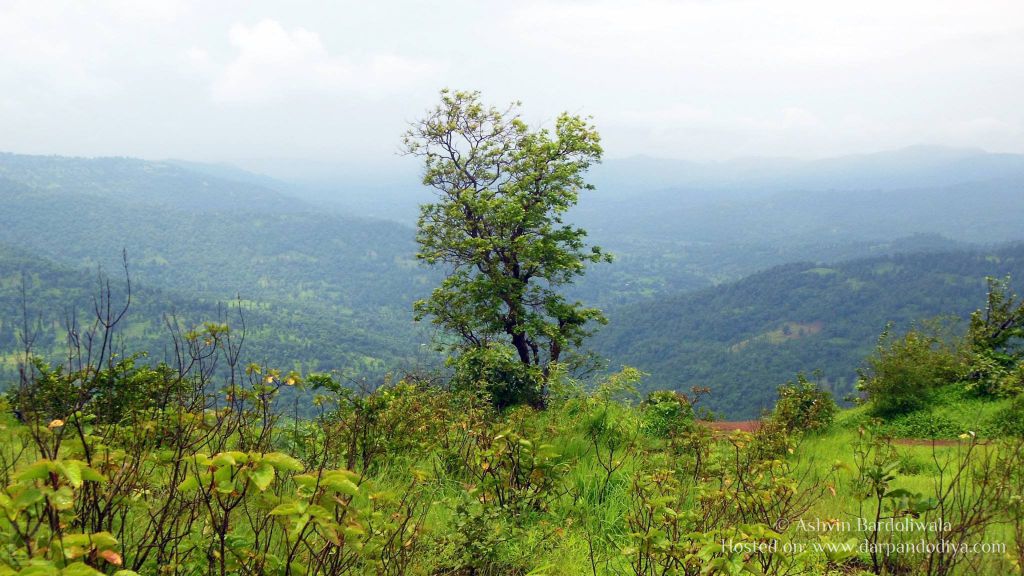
left=0, top=383, right=1019, bottom=574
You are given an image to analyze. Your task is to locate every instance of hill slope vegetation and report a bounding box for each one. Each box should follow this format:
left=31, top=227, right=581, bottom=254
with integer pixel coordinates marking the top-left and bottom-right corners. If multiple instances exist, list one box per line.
left=593, top=244, right=1024, bottom=418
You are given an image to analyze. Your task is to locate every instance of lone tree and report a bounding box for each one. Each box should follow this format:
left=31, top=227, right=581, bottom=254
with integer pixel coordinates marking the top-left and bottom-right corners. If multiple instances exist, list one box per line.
left=403, top=89, right=610, bottom=407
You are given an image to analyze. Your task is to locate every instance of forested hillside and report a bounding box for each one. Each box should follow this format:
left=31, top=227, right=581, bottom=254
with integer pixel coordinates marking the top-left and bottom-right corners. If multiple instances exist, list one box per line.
left=593, top=244, right=1024, bottom=418
left=0, top=154, right=435, bottom=381
left=3, top=151, right=1024, bottom=411
left=0, top=243, right=424, bottom=381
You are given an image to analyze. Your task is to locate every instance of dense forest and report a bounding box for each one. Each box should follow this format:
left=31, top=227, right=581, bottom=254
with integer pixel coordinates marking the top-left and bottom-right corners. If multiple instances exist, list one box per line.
left=0, top=156, right=433, bottom=383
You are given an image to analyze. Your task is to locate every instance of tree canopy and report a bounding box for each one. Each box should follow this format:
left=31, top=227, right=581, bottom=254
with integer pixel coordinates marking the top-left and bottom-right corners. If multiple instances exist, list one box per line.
left=403, top=89, right=610, bottom=406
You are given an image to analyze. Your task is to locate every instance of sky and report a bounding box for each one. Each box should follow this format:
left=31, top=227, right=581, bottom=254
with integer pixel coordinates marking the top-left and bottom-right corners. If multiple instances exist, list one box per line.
left=1, top=0, right=1023, bottom=173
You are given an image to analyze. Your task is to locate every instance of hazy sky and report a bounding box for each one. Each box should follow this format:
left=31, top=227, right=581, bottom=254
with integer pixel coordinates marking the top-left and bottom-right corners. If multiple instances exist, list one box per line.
left=2, top=0, right=1022, bottom=170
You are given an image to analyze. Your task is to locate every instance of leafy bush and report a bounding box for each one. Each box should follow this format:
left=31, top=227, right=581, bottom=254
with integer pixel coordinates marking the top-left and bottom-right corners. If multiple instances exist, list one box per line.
left=447, top=344, right=542, bottom=409
left=770, top=373, right=837, bottom=434
left=857, top=323, right=959, bottom=417
left=641, top=390, right=696, bottom=438
left=882, top=411, right=964, bottom=439
left=995, top=394, right=1024, bottom=437
left=965, top=352, right=1024, bottom=397
left=962, top=276, right=1024, bottom=396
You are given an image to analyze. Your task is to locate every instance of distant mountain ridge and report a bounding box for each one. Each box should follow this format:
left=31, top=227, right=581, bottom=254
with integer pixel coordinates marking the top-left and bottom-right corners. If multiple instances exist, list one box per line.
left=588, top=145, right=1024, bottom=199
left=222, top=145, right=1024, bottom=224
left=0, top=152, right=308, bottom=214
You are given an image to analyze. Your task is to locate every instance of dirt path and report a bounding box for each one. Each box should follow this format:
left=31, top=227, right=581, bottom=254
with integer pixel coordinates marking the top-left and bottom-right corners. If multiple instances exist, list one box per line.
left=700, top=420, right=761, bottom=433
left=699, top=421, right=963, bottom=447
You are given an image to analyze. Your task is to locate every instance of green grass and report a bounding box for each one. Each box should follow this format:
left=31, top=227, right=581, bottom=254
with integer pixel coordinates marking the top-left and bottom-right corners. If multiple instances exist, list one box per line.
left=838, top=385, right=1018, bottom=439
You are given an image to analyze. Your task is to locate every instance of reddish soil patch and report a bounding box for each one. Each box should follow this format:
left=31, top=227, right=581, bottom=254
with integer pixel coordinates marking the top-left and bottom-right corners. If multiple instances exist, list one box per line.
left=701, top=420, right=761, bottom=433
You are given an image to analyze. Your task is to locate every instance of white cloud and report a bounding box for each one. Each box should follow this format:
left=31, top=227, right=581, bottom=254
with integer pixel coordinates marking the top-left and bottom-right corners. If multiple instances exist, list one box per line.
left=0, top=1, right=1021, bottom=161
left=211, top=19, right=442, bottom=105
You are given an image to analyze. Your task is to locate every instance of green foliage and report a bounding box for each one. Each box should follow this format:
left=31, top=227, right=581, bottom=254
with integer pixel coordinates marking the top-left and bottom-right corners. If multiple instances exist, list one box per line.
left=857, top=323, right=959, bottom=417
left=967, top=276, right=1024, bottom=358
left=0, top=155, right=430, bottom=389
left=444, top=496, right=516, bottom=573
left=770, top=373, right=837, bottom=434
left=447, top=344, right=541, bottom=409
left=845, top=384, right=1015, bottom=439
left=1, top=341, right=1023, bottom=574
left=879, top=411, right=966, bottom=439
left=404, top=89, right=610, bottom=407
left=5, top=151, right=1024, bottom=422
left=963, top=276, right=1024, bottom=396
left=1, top=154, right=1024, bottom=572
left=640, top=390, right=696, bottom=438
left=995, top=394, right=1024, bottom=437
left=8, top=355, right=183, bottom=426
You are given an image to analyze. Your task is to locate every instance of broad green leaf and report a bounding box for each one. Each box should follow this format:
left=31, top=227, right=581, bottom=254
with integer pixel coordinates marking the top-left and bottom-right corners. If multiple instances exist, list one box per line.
left=16, top=461, right=53, bottom=483
left=51, top=486, right=75, bottom=511
left=60, top=563, right=105, bottom=576
left=77, top=465, right=106, bottom=484
left=12, top=487, right=44, bottom=511
left=262, top=452, right=303, bottom=472
left=324, top=477, right=359, bottom=496
left=249, top=461, right=275, bottom=491
left=59, top=461, right=83, bottom=488
left=269, top=501, right=307, bottom=516
left=211, top=453, right=237, bottom=467
left=177, top=474, right=201, bottom=493
left=214, top=464, right=233, bottom=485
left=305, top=504, right=331, bottom=520
left=215, top=479, right=235, bottom=495
left=17, top=563, right=59, bottom=576
left=90, top=532, right=118, bottom=549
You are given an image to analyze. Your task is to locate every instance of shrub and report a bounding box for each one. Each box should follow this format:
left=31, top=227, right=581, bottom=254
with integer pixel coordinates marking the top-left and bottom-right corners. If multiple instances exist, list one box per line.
left=962, top=276, right=1024, bottom=396
left=857, top=323, right=959, bottom=417
left=964, top=352, right=1024, bottom=397
left=770, top=373, right=837, bottom=434
left=641, top=389, right=696, bottom=438
left=447, top=344, right=542, bottom=409
left=995, top=394, right=1024, bottom=437
left=884, top=411, right=963, bottom=439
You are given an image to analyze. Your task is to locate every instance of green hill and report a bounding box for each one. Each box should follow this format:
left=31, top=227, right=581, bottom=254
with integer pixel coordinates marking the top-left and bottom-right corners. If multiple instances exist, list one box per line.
left=0, top=242, right=427, bottom=382
left=592, top=244, right=1024, bottom=418
left=0, top=154, right=437, bottom=382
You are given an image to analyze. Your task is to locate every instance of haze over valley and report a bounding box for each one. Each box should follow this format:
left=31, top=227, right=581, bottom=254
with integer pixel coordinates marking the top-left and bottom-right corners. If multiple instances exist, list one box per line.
left=2, top=146, right=1023, bottom=417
